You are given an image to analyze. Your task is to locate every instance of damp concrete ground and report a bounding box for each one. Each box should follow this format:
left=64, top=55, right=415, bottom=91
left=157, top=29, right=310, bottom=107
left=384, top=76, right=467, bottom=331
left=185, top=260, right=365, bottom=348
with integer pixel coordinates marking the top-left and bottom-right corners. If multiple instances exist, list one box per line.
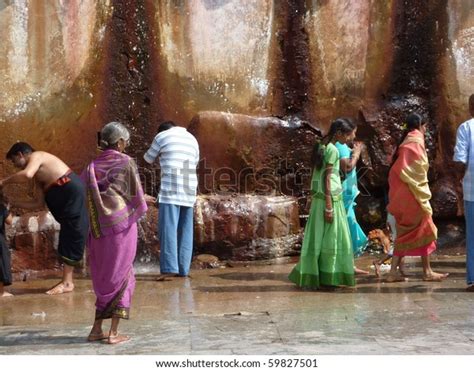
left=0, top=255, right=473, bottom=355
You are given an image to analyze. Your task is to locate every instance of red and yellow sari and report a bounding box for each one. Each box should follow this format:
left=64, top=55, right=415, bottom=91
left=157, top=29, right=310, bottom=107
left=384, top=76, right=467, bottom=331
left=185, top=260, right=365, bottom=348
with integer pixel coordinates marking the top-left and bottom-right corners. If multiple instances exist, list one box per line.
left=387, top=129, right=437, bottom=256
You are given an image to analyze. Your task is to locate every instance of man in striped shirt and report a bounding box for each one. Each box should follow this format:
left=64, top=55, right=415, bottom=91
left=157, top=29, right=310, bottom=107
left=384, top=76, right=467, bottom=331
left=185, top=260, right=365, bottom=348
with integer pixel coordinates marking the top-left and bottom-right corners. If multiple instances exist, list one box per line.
left=453, top=94, right=474, bottom=292
left=144, top=121, right=199, bottom=278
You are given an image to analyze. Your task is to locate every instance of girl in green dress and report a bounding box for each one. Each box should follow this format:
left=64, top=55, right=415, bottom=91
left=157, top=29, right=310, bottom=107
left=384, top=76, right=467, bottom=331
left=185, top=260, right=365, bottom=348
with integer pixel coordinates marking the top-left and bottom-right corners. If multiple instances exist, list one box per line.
left=289, top=119, right=355, bottom=289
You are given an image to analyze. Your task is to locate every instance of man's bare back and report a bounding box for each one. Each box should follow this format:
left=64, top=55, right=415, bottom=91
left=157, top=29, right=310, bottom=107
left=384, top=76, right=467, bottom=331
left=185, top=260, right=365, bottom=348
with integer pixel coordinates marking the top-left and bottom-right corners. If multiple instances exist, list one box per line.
left=1, top=144, right=85, bottom=296
left=26, top=152, right=71, bottom=191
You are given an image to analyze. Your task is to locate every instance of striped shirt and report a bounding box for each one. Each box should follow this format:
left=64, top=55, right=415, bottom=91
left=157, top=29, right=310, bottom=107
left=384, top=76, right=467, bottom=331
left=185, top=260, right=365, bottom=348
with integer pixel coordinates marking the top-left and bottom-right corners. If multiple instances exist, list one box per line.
left=144, top=127, right=199, bottom=207
left=454, top=118, right=474, bottom=202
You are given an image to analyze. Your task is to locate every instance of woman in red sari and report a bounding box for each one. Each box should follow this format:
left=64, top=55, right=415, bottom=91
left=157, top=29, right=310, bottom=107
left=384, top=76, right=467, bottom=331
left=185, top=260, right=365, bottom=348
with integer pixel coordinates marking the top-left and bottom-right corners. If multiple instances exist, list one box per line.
left=387, top=113, right=448, bottom=282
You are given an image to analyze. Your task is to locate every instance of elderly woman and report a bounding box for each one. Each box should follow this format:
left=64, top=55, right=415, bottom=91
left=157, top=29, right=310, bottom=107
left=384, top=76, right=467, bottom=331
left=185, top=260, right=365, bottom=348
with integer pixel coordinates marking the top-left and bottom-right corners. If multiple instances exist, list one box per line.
left=83, top=122, right=150, bottom=344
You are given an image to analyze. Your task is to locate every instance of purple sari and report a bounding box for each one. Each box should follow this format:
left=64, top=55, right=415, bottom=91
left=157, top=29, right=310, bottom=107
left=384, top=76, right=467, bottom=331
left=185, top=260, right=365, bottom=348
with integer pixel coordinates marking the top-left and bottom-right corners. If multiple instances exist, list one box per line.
left=82, top=150, right=147, bottom=319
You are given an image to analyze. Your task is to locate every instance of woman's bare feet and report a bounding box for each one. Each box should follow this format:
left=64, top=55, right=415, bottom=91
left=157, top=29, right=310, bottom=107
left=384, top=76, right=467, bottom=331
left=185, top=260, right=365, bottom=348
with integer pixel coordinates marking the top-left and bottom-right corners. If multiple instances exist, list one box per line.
left=107, top=332, right=130, bottom=345
left=373, top=260, right=382, bottom=278
left=354, top=266, right=370, bottom=275
left=1, top=291, right=13, bottom=297
left=422, top=272, right=449, bottom=282
left=46, top=281, right=74, bottom=295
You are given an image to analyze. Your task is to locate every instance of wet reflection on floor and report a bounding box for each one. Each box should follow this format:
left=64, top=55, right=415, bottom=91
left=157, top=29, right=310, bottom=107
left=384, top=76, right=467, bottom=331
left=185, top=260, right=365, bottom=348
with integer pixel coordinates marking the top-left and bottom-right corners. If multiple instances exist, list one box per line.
left=1, top=255, right=473, bottom=354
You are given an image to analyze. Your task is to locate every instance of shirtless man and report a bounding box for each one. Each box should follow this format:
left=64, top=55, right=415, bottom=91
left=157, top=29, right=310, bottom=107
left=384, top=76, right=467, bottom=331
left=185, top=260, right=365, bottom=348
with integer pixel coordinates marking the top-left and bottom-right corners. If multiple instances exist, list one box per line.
left=0, top=142, right=89, bottom=295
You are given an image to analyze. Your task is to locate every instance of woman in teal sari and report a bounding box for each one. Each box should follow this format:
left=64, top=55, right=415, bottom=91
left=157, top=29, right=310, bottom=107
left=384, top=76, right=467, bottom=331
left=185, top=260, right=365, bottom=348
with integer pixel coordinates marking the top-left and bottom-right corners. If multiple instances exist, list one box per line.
left=289, top=119, right=355, bottom=289
left=335, top=118, right=369, bottom=274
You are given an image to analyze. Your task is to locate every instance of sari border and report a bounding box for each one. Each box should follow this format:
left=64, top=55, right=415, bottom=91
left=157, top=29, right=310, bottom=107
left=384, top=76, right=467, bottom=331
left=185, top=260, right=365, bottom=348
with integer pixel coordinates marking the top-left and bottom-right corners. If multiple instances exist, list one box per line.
left=289, top=269, right=355, bottom=288
left=394, top=234, right=437, bottom=251
left=86, top=155, right=146, bottom=237
left=95, top=271, right=131, bottom=320
left=95, top=307, right=130, bottom=320
left=87, top=188, right=102, bottom=239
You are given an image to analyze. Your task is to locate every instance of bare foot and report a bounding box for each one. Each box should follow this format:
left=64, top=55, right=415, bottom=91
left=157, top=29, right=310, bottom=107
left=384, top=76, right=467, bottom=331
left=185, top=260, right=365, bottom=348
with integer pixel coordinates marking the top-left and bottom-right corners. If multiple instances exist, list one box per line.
left=107, top=333, right=130, bottom=345
left=45, top=282, right=74, bottom=295
left=423, top=272, right=449, bottom=282
left=373, top=260, right=381, bottom=278
left=87, top=332, right=109, bottom=342
left=1, top=291, right=13, bottom=297
left=385, top=273, right=407, bottom=283
left=354, top=266, right=370, bottom=275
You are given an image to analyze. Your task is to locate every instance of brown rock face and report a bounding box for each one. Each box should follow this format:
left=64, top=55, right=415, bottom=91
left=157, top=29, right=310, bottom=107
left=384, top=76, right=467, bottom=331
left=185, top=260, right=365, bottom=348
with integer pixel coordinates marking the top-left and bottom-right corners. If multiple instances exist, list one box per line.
left=136, top=195, right=303, bottom=265
left=6, top=212, right=61, bottom=277
left=431, top=180, right=460, bottom=220
left=1, top=1, right=473, bottom=271
left=194, top=195, right=302, bottom=260
left=12, top=231, right=59, bottom=274
left=146, top=0, right=282, bottom=126
left=0, top=1, right=112, bottom=178
left=188, top=111, right=319, bottom=200
left=304, top=1, right=397, bottom=127
left=358, top=95, right=434, bottom=190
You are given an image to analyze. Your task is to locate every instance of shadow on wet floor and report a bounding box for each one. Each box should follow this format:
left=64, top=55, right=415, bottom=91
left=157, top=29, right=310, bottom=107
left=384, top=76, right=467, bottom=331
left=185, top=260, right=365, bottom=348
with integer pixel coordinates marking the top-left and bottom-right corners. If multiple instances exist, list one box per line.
left=209, top=272, right=290, bottom=282
left=195, top=285, right=297, bottom=293
left=356, top=272, right=465, bottom=285
left=430, top=261, right=466, bottom=268
left=355, top=286, right=469, bottom=294
left=195, top=283, right=468, bottom=294
left=195, top=285, right=357, bottom=293
left=10, top=288, right=49, bottom=296
left=0, top=330, right=87, bottom=347
left=135, top=275, right=164, bottom=281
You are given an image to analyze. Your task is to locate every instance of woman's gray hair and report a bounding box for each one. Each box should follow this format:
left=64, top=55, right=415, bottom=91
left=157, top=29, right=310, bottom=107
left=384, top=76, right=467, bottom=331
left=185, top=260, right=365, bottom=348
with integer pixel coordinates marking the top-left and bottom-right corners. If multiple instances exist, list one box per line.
left=99, top=121, right=130, bottom=149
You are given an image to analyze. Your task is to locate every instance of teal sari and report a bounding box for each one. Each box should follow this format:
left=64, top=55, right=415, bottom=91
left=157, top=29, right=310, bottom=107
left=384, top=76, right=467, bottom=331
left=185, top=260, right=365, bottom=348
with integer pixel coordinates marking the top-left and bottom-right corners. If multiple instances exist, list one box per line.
left=335, top=142, right=368, bottom=257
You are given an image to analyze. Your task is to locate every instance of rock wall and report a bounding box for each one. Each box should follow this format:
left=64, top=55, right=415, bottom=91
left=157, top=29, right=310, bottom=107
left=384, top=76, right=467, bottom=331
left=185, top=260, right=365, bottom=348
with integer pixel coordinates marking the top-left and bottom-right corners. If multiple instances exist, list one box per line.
left=194, top=195, right=302, bottom=260
left=188, top=111, right=319, bottom=199
left=6, top=212, right=60, bottom=278
left=0, top=1, right=112, bottom=174
left=148, top=0, right=280, bottom=124
left=6, top=195, right=302, bottom=275
left=0, top=1, right=473, bottom=272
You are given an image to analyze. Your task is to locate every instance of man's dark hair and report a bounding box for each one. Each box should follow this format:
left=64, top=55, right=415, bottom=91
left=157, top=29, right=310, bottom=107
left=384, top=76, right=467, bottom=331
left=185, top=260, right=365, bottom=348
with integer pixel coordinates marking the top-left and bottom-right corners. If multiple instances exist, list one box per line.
left=158, top=121, right=176, bottom=133
left=6, top=142, right=35, bottom=160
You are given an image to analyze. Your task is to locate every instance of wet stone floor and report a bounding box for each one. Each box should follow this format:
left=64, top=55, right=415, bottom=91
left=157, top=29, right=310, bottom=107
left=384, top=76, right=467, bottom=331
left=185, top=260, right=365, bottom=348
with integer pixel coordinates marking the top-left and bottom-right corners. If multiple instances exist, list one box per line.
left=0, top=255, right=473, bottom=355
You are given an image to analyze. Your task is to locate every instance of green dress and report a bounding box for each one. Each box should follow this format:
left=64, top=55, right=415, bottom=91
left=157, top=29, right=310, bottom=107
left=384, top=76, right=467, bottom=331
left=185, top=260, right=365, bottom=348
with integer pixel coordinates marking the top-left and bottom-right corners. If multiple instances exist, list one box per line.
left=289, top=142, right=355, bottom=288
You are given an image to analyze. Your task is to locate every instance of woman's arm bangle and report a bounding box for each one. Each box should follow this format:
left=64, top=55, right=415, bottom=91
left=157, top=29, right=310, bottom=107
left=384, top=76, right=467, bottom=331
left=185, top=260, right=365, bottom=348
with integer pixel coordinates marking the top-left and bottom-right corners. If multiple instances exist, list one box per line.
left=325, top=208, right=334, bottom=213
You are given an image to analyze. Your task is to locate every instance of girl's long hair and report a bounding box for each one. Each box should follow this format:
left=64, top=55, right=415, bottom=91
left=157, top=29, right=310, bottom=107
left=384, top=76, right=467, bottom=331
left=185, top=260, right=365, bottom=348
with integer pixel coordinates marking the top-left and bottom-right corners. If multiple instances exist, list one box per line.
left=311, top=118, right=355, bottom=170
left=390, top=113, right=424, bottom=169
